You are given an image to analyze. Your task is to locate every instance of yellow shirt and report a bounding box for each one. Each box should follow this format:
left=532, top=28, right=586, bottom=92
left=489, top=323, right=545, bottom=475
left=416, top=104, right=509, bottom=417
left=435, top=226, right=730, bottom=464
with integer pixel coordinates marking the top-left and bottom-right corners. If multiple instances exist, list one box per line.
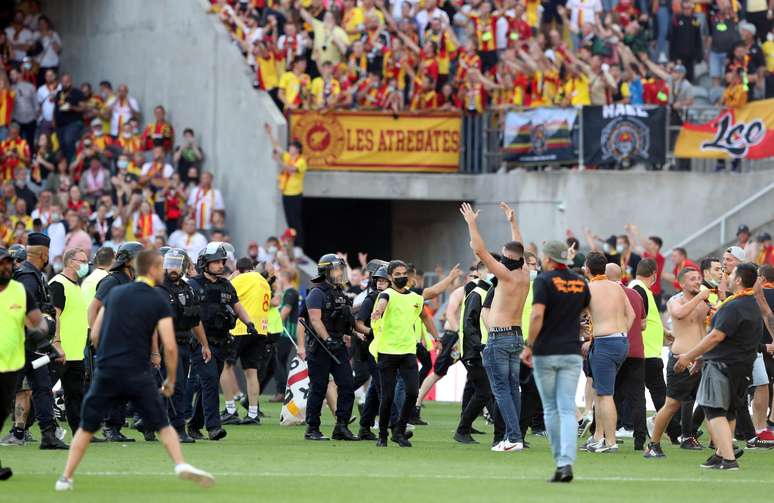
left=763, top=40, right=774, bottom=72
left=310, top=77, right=341, bottom=108
left=231, top=272, right=271, bottom=336
left=278, top=152, right=307, bottom=196
left=256, top=53, right=281, bottom=90
left=342, top=7, right=365, bottom=42
left=564, top=75, right=591, bottom=106
left=278, top=71, right=308, bottom=107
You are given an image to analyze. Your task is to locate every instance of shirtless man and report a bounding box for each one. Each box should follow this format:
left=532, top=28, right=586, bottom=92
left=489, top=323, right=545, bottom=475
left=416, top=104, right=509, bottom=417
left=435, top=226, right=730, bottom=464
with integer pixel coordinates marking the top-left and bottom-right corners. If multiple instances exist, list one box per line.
left=644, top=268, right=709, bottom=458
left=584, top=252, right=635, bottom=453
left=460, top=202, right=530, bottom=452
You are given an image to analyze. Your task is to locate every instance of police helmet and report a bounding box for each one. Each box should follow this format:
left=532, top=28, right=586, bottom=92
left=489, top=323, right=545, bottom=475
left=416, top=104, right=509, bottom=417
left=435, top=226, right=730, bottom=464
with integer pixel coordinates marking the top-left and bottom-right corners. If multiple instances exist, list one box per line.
left=110, top=241, right=144, bottom=271
left=314, top=253, right=346, bottom=284
left=201, top=242, right=228, bottom=265
left=163, top=248, right=187, bottom=273
left=365, top=259, right=388, bottom=275
left=372, top=266, right=389, bottom=281
left=9, top=243, right=26, bottom=263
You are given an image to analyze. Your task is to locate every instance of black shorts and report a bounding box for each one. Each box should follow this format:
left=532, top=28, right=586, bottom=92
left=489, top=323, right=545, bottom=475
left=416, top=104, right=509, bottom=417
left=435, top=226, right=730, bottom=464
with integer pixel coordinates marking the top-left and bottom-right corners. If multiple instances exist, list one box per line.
left=80, top=368, right=168, bottom=433
left=666, top=354, right=701, bottom=401
left=237, top=334, right=274, bottom=371
left=764, top=354, right=774, bottom=380
left=433, top=331, right=459, bottom=377
left=223, top=335, right=239, bottom=365
left=703, top=362, right=752, bottom=421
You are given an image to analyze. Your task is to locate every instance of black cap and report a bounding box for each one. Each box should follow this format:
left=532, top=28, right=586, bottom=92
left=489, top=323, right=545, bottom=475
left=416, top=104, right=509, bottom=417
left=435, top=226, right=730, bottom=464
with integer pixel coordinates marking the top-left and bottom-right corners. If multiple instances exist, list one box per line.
left=27, top=232, right=51, bottom=248
left=758, top=232, right=772, bottom=242
left=737, top=224, right=750, bottom=236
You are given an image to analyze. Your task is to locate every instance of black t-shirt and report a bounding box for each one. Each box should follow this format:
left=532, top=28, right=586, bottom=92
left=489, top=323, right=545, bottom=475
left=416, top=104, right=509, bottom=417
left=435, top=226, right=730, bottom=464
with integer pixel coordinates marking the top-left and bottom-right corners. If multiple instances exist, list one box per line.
left=50, top=274, right=78, bottom=310
left=357, top=291, right=378, bottom=328
left=96, top=282, right=173, bottom=371
left=54, top=87, right=86, bottom=126
left=704, top=295, right=762, bottom=366
left=94, top=271, right=131, bottom=302
left=532, top=269, right=590, bottom=356
left=282, top=287, right=300, bottom=324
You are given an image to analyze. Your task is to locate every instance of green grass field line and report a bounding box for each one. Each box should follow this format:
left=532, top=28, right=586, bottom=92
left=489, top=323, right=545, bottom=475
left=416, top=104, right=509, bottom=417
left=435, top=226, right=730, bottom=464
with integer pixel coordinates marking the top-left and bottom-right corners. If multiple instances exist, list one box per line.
left=1, top=401, right=772, bottom=503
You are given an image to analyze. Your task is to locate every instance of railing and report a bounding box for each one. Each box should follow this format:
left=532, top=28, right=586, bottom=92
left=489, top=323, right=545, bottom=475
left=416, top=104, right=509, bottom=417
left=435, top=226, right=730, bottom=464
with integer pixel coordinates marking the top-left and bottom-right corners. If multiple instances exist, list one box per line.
left=665, top=180, right=774, bottom=258
left=481, top=105, right=774, bottom=174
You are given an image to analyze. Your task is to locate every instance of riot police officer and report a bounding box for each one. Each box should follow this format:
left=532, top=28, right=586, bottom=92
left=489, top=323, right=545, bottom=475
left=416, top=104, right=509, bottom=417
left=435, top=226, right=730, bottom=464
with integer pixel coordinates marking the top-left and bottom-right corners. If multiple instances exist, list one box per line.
left=12, top=232, right=67, bottom=450
left=87, top=241, right=144, bottom=442
left=8, top=244, right=26, bottom=271
left=187, top=243, right=257, bottom=441
left=303, top=254, right=358, bottom=441
left=156, top=249, right=212, bottom=443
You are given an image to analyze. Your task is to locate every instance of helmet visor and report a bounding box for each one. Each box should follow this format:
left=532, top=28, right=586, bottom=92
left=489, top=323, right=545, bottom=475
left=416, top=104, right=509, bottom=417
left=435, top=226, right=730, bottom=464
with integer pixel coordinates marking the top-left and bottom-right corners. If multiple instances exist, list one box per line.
left=163, top=253, right=185, bottom=273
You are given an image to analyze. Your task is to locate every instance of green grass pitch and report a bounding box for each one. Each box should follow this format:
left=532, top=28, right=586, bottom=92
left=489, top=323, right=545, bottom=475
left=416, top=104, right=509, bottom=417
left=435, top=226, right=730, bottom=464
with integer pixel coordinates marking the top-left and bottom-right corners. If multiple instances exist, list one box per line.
left=2, top=401, right=772, bottom=502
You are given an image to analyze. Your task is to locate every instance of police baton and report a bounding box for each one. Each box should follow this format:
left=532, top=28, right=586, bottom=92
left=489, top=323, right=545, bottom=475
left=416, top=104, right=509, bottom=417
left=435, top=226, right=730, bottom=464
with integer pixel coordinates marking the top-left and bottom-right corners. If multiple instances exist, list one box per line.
left=156, top=367, right=177, bottom=417
left=298, top=318, right=341, bottom=364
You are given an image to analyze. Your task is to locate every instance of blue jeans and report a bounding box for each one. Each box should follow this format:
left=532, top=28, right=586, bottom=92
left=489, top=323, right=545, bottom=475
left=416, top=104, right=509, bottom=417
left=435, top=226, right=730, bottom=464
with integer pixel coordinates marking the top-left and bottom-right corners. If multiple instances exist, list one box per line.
left=656, top=6, right=670, bottom=57
left=482, top=332, right=523, bottom=442
left=532, top=354, right=583, bottom=468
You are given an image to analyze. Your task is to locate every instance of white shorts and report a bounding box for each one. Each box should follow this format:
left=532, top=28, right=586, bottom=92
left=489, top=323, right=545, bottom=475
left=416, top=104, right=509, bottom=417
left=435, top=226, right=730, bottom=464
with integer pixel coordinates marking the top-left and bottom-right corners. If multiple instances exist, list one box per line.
left=751, top=353, right=770, bottom=387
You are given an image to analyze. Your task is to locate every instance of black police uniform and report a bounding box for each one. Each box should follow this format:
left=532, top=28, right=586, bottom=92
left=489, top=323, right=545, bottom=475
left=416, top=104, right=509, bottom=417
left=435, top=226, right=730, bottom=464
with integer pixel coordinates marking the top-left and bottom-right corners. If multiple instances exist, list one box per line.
left=80, top=281, right=174, bottom=434
left=357, top=287, right=394, bottom=436
left=157, top=277, right=200, bottom=432
left=188, top=274, right=238, bottom=434
left=13, top=260, right=59, bottom=443
left=304, top=281, right=356, bottom=436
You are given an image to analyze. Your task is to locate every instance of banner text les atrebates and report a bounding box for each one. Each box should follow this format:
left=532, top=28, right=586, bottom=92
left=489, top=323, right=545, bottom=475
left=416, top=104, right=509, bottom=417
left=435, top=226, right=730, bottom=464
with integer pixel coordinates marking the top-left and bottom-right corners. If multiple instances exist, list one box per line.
left=290, top=111, right=462, bottom=172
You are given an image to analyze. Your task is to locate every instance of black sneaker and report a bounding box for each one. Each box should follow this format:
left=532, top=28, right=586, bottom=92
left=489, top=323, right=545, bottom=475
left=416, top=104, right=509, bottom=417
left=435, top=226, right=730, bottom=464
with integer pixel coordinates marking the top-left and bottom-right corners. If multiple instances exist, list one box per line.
left=208, top=428, right=227, bottom=441
left=304, top=429, right=329, bottom=441
left=453, top=432, right=479, bottom=444
left=712, top=459, right=740, bottom=471
left=187, top=426, right=204, bottom=440
left=700, top=454, right=722, bottom=469
left=643, top=442, right=665, bottom=458
left=104, top=428, right=135, bottom=443
left=409, top=406, right=428, bottom=426
left=680, top=437, right=703, bottom=450
left=239, top=416, right=260, bottom=425
left=220, top=412, right=241, bottom=426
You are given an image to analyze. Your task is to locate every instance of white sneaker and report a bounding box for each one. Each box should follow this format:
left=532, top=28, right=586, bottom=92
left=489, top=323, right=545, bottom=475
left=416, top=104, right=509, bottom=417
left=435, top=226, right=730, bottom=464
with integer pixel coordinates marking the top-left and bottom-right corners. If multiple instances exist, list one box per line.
left=491, top=441, right=505, bottom=452
left=646, top=416, right=655, bottom=439
left=175, top=463, right=215, bottom=487
left=55, top=476, right=73, bottom=491
left=501, top=440, right=524, bottom=452
left=616, top=427, right=634, bottom=439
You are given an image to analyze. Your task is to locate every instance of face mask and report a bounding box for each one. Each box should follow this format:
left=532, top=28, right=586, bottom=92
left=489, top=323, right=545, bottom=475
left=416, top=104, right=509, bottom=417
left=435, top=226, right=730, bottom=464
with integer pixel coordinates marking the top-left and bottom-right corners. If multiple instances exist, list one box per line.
left=93, top=129, right=103, bottom=137
left=268, top=246, right=278, bottom=255
left=530, top=270, right=538, bottom=281
left=707, top=278, right=718, bottom=288
left=603, top=243, right=612, bottom=254
left=616, top=244, right=625, bottom=254
left=52, top=261, right=63, bottom=273
left=500, top=256, right=524, bottom=271
left=22, top=62, right=32, bottom=70
left=393, top=276, right=409, bottom=288
left=51, top=213, right=61, bottom=222
left=117, top=159, right=129, bottom=169
left=77, top=263, right=89, bottom=278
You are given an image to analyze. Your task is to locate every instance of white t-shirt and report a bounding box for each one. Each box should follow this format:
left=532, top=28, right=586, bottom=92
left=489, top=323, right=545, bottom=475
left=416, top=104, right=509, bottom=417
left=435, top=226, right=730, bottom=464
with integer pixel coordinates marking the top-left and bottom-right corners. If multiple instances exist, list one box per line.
left=186, top=186, right=225, bottom=230
left=141, top=161, right=175, bottom=179
left=35, top=31, right=62, bottom=67
left=5, top=26, right=35, bottom=61
left=47, top=221, right=67, bottom=260
left=567, top=0, right=602, bottom=32
left=168, top=230, right=208, bottom=261
left=415, top=8, right=449, bottom=43
left=106, top=95, right=140, bottom=136
left=36, top=83, right=60, bottom=122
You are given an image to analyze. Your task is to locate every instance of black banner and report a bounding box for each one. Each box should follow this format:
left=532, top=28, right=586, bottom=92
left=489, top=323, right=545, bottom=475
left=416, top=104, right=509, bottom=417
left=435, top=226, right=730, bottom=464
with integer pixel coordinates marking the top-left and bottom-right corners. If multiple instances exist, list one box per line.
left=581, top=105, right=667, bottom=165
left=502, top=107, right=578, bottom=164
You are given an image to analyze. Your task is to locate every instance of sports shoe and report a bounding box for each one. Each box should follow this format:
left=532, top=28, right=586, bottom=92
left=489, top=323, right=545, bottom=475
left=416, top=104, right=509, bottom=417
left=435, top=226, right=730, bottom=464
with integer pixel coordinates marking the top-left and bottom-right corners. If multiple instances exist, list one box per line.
left=239, top=416, right=260, bottom=425
left=55, top=476, right=73, bottom=491
left=646, top=416, right=655, bottom=438
left=104, top=428, right=135, bottom=443
left=643, top=442, right=665, bottom=458
left=700, top=454, right=722, bottom=469
left=219, top=412, right=241, bottom=426
left=616, top=427, right=634, bottom=439
left=587, top=441, right=618, bottom=453
left=0, top=465, right=12, bottom=480
left=304, top=428, right=329, bottom=441
left=408, top=406, right=428, bottom=426
left=23, top=430, right=35, bottom=442
left=711, top=459, right=740, bottom=471
left=580, top=437, right=601, bottom=452
left=207, top=428, right=227, bottom=441
left=680, top=436, right=703, bottom=450
left=754, top=430, right=774, bottom=446
left=453, top=432, right=479, bottom=444
left=500, top=440, right=524, bottom=452
left=175, top=463, right=215, bottom=487
left=0, top=431, right=25, bottom=446
left=578, top=418, right=591, bottom=437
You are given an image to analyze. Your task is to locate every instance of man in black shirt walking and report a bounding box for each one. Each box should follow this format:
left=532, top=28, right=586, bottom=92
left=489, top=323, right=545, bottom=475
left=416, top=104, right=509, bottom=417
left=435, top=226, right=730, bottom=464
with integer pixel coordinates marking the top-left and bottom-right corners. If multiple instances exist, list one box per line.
left=521, top=240, right=590, bottom=483
left=675, top=263, right=764, bottom=471
left=55, top=250, right=214, bottom=491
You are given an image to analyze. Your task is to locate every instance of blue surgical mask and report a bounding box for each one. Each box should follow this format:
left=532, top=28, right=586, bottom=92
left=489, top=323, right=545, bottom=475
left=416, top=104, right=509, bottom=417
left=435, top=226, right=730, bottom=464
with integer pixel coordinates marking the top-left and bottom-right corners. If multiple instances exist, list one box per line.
left=77, top=263, right=89, bottom=279
left=616, top=244, right=625, bottom=254
left=529, top=270, right=538, bottom=281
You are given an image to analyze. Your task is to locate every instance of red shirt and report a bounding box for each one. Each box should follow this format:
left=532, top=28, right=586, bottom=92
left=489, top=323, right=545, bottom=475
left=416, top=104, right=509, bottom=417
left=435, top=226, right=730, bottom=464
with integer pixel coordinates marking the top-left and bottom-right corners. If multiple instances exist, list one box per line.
left=643, top=252, right=665, bottom=295
left=623, top=286, right=645, bottom=358
left=672, top=258, right=699, bottom=291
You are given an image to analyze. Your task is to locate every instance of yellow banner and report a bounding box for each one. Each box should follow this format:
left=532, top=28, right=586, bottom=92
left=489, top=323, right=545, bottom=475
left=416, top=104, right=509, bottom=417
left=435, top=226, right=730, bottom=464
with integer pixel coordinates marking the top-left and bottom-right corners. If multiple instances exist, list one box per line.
left=289, top=111, right=462, bottom=172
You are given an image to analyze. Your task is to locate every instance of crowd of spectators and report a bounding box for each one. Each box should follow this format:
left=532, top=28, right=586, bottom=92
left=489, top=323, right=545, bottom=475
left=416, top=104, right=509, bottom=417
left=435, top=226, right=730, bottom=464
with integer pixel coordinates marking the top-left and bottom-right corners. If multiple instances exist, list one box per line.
left=0, top=1, right=237, bottom=272
left=210, top=0, right=774, bottom=114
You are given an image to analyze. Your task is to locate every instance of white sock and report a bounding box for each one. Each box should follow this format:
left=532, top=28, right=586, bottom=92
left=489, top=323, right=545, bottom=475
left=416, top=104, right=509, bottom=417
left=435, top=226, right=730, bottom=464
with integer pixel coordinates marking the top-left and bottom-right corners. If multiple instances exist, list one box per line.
left=248, top=406, right=258, bottom=418
left=225, top=401, right=236, bottom=414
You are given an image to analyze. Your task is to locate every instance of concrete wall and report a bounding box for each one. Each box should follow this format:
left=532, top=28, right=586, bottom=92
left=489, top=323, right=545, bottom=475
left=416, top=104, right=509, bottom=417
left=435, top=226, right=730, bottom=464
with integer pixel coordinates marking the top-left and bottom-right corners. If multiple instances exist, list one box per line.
left=45, top=0, right=286, bottom=254
left=308, top=170, right=774, bottom=270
